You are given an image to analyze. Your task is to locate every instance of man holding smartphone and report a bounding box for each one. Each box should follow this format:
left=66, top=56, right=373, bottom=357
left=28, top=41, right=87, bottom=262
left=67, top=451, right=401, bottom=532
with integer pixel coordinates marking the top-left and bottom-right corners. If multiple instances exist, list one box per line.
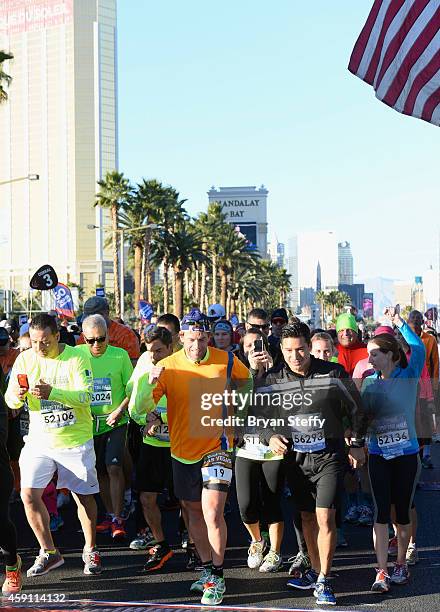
left=5, top=314, right=102, bottom=578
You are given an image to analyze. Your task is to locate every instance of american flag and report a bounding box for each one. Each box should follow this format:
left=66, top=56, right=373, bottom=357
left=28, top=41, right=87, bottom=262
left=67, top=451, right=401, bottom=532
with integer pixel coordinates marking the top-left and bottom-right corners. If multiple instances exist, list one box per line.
left=348, top=0, right=440, bottom=126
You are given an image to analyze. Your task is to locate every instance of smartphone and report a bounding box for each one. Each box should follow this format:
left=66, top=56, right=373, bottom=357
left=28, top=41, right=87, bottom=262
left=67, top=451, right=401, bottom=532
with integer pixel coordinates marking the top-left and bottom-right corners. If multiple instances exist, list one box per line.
left=253, top=339, right=263, bottom=353
left=17, top=374, right=29, bottom=390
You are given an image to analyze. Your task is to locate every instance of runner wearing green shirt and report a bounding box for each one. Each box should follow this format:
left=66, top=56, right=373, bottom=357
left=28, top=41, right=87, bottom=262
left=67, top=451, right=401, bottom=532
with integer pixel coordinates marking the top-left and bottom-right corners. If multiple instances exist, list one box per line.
left=5, top=314, right=101, bottom=577
left=128, top=325, right=174, bottom=572
left=76, top=314, right=133, bottom=540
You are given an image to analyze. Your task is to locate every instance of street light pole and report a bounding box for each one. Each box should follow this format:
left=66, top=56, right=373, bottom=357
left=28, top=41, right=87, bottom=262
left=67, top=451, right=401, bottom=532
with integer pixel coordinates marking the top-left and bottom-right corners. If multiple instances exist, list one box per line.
left=0, top=174, right=39, bottom=186
left=120, top=229, right=125, bottom=321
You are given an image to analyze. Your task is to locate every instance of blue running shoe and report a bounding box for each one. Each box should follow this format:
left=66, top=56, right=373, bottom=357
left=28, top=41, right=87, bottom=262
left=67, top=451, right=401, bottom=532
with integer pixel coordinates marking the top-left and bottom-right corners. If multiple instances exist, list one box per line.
left=287, top=568, right=318, bottom=590
left=314, top=579, right=336, bottom=606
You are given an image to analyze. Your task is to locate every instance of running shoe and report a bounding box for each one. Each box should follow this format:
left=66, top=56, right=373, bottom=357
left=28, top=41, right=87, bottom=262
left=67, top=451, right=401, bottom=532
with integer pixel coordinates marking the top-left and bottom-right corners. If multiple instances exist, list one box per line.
left=421, top=456, right=434, bottom=469
left=121, top=499, right=136, bottom=519
left=287, top=568, right=318, bottom=590
left=83, top=548, right=102, bottom=575
left=390, top=563, right=410, bottom=584
left=344, top=505, right=360, bottom=523
left=96, top=515, right=113, bottom=534
left=259, top=550, right=282, bottom=573
left=130, top=527, right=155, bottom=550
left=201, top=575, right=226, bottom=605
left=247, top=539, right=266, bottom=569
left=2, top=554, right=22, bottom=594
left=388, top=536, right=398, bottom=556
left=314, top=578, right=336, bottom=606
left=371, top=569, right=390, bottom=593
left=142, top=544, right=173, bottom=572
left=27, top=550, right=64, bottom=577
left=357, top=505, right=374, bottom=526
left=287, top=551, right=311, bottom=576
left=190, top=566, right=212, bottom=593
left=406, top=544, right=419, bottom=566
left=49, top=513, right=64, bottom=532
left=111, top=517, right=126, bottom=539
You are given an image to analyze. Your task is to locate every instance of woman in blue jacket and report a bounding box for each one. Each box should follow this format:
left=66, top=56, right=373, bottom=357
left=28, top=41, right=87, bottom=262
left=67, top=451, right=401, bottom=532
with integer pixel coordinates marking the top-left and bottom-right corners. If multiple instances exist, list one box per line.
left=362, top=305, right=425, bottom=594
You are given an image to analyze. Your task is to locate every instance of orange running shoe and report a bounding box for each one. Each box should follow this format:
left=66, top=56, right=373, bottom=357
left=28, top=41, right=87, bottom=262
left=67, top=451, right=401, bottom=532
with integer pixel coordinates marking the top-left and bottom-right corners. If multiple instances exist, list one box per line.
left=111, top=517, right=126, bottom=539
left=2, top=554, right=22, bottom=594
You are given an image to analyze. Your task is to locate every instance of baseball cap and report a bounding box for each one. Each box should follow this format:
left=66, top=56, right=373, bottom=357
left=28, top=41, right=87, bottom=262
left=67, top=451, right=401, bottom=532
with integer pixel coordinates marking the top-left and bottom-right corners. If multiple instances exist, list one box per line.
left=0, top=319, right=19, bottom=335
left=0, top=327, right=10, bottom=346
left=181, top=308, right=211, bottom=332
left=207, top=303, right=226, bottom=321
left=83, top=296, right=109, bottom=316
left=271, top=308, right=288, bottom=323
left=374, top=325, right=395, bottom=337
left=336, top=312, right=358, bottom=333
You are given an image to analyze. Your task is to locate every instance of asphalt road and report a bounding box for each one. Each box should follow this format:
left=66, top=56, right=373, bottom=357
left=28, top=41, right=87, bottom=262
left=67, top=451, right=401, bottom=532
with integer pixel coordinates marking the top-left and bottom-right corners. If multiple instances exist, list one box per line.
left=4, top=445, right=440, bottom=612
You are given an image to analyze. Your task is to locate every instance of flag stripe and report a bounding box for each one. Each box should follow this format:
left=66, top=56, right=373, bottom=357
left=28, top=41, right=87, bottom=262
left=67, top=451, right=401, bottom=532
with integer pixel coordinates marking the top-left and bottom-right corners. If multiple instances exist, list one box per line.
left=421, top=69, right=440, bottom=121
left=375, top=0, right=433, bottom=91
left=364, top=0, right=406, bottom=83
left=348, top=0, right=440, bottom=127
left=350, top=0, right=393, bottom=80
left=380, top=6, right=440, bottom=104
left=403, top=48, right=440, bottom=114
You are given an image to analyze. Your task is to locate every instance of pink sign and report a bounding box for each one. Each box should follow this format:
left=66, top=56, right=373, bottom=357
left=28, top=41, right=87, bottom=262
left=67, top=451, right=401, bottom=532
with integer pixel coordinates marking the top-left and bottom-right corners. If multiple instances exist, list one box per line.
left=0, top=0, right=73, bottom=34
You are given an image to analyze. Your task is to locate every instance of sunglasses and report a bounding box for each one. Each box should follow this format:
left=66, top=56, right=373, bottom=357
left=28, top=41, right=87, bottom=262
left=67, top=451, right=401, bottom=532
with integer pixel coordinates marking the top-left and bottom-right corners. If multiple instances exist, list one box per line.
left=85, top=336, right=106, bottom=345
left=247, top=323, right=270, bottom=330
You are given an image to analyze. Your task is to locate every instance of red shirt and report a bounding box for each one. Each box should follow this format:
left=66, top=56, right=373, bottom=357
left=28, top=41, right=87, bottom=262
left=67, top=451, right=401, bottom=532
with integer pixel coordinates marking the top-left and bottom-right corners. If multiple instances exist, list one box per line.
left=78, top=319, right=140, bottom=359
left=337, top=341, right=368, bottom=377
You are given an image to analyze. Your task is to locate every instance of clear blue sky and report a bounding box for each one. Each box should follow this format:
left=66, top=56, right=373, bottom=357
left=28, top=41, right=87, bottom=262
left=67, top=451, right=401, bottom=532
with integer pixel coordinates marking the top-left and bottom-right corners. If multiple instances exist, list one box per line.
left=117, top=0, right=440, bottom=282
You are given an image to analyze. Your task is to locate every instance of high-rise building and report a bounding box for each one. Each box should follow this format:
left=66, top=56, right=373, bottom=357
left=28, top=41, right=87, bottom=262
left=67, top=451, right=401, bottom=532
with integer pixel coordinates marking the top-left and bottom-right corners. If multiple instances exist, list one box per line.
left=0, top=0, right=117, bottom=294
left=339, top=283, right=364, bottom=311
left=207, top=185, right=268, bottom=258
left=338, top=241, right=354, bottom=285
left=297, top=231, right=338, bottom=291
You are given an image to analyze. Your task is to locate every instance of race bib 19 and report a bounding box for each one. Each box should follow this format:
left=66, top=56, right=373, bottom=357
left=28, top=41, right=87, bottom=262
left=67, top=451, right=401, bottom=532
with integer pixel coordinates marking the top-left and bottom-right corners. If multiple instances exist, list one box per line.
left=201, top=451, right=233, bottom=489
left=376, top=415, right=410, bottom=459
left=291, top=414, right=326, bottom=453
left=41, top=401, right=76, bottom=431
left=91, top=377, right=112, bottom=407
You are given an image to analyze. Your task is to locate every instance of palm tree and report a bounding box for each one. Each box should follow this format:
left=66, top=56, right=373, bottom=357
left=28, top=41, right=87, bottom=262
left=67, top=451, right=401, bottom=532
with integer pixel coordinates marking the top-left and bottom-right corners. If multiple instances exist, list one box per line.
left=151, top=188, right=187, bottom=313
left=0, top=51, right=13, bottom=103
left=94, top=171, right=131, bottom=318
left=274, top=267, right=291, bottom=308
left=315, top=290, right=329, bottom=327
left=168, top=219, right=205, bottom=318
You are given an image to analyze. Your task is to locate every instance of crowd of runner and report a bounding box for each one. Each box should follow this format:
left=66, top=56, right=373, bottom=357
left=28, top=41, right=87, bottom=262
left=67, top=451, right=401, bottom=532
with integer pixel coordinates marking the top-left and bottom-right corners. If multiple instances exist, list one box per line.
left=0, top=296, right=439, bottom=606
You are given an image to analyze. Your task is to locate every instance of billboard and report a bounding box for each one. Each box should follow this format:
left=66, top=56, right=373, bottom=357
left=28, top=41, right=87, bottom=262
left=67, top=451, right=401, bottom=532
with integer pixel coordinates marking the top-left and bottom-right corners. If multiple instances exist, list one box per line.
left=363, top=293, right=374, bottom=319
left=232, top=222, right=257, bottom=251
left=0, top=0, right=73, bottom=34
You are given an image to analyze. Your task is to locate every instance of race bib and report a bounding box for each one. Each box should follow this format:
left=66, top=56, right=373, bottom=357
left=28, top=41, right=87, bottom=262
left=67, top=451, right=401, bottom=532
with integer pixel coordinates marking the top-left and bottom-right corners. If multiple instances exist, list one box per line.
left=376, top=415, right=410, bottom=459
left=201, top=451, right=233, bottom=488
left=154, top=423, right=170, bottom=442
left=291, top=414, right=325, bottom=453
left=243, top=434, right=271, bottom=460
left=91, top=378, right=112, bottom=407
left=20, top=411, right=29, bottom=437
left=41, top=401, right=76, bottom=431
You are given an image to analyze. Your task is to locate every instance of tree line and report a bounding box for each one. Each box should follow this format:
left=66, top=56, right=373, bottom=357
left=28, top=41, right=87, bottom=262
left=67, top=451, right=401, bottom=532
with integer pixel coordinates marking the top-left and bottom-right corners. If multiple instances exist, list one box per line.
left=95, top=171, right=291, bottom=320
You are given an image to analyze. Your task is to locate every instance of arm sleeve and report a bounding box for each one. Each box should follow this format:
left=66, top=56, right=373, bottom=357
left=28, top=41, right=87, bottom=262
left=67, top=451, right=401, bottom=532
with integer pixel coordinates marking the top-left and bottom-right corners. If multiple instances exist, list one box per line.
left=399, top=321, right=426, bottom=379
left=121, top=350, right=134, bottom=389
left=49, top=352, right=93, bottom=408
left=128, top=369, right=166, bottom=427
